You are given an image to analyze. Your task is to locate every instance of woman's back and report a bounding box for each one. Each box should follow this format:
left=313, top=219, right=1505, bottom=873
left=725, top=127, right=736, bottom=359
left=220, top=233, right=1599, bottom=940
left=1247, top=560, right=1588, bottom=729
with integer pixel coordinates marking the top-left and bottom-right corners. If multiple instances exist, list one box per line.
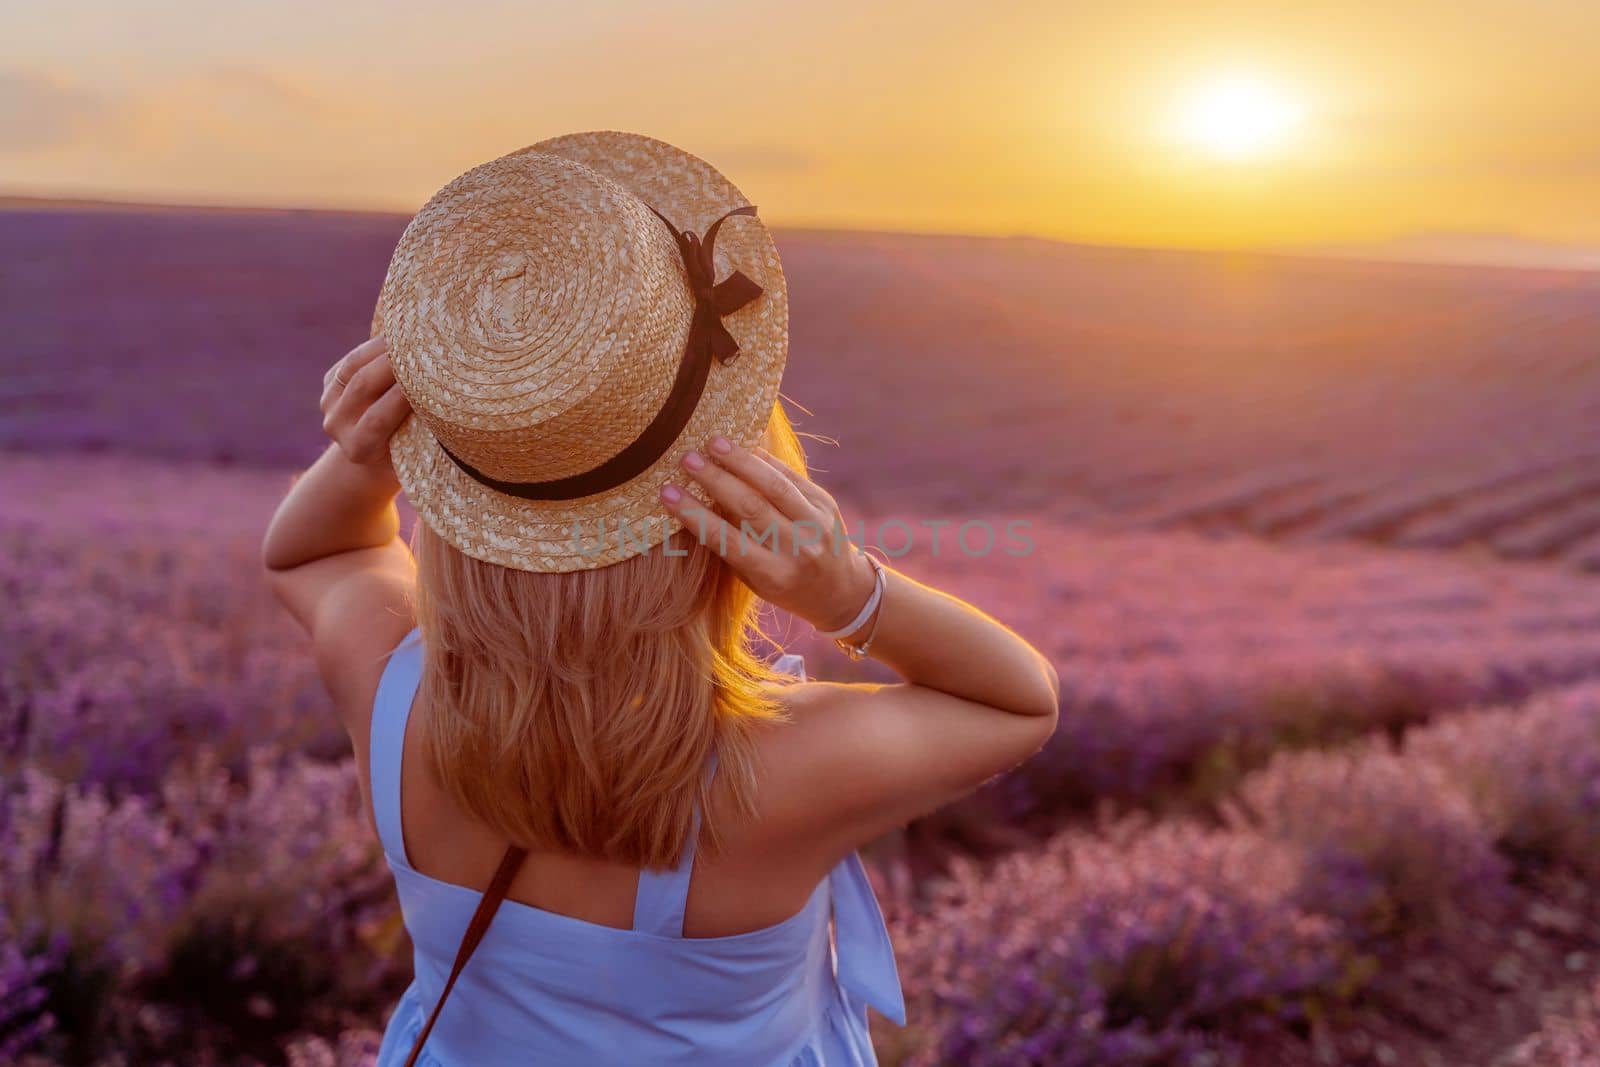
left=264, top=145, right=1060, bottom=1059
left=368, top=626, right=904, bottom=1066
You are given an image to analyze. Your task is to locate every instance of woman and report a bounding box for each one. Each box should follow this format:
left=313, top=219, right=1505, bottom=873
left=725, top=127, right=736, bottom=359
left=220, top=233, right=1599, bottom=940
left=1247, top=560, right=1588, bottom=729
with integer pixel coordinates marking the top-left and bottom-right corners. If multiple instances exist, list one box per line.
left=261, top=132, right=1058, bottom=1066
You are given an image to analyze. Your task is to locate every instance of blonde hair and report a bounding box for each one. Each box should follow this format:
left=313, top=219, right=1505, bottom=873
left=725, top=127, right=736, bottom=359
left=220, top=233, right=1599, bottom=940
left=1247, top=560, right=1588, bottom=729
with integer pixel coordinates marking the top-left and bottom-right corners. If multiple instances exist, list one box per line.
left=410, top=404, right=807, bottom=870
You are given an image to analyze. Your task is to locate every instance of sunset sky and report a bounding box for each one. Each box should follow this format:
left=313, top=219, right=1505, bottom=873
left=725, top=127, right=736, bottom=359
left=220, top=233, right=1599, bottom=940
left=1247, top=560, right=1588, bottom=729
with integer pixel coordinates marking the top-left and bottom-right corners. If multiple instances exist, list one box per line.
left=3, top=1, right=1599, bottom=252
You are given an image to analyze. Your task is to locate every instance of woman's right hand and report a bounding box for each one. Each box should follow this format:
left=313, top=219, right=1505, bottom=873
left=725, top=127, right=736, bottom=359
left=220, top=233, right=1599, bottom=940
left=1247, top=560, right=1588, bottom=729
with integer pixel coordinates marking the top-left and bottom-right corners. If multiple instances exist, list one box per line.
left=320, top=334, right=412, bottom=472
left=661, top=437, right=879, bottom=635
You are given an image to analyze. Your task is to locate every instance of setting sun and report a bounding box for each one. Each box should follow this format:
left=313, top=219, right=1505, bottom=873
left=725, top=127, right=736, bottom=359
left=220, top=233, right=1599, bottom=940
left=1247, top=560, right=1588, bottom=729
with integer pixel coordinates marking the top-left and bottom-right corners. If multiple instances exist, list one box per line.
left=1177, top=76, right=1304, bottom=160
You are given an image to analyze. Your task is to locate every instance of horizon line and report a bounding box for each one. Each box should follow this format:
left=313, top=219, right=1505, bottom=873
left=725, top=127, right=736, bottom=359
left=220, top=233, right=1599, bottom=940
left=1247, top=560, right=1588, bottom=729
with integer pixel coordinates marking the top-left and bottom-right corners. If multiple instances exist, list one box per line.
left=5, top=190, right=1599, bottom=277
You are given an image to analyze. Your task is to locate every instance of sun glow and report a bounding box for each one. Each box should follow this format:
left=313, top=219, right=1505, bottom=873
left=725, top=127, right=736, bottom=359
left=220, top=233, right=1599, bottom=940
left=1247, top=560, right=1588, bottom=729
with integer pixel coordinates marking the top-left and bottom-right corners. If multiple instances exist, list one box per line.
left=1177, top=76, right=1304, bottom=160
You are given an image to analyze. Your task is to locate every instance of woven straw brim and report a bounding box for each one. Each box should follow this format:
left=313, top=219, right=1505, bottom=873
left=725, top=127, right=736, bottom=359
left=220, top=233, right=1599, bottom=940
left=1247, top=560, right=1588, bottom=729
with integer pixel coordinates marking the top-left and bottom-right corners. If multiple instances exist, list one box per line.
left=375, top=131, right=788, bottom=573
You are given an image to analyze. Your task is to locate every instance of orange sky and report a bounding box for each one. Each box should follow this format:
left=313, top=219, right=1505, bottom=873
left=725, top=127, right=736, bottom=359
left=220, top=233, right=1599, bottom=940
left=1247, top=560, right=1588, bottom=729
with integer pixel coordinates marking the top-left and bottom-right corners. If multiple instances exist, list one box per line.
left=3, top=1, right=1599, bottom=251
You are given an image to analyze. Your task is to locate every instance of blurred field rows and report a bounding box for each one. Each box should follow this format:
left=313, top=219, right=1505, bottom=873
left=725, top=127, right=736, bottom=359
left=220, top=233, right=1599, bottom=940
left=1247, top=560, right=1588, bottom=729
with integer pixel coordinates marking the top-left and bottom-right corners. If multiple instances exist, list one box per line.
left=12, top=451, right=1600, bottom=817
left=5, top=207, right=1600, bottom=567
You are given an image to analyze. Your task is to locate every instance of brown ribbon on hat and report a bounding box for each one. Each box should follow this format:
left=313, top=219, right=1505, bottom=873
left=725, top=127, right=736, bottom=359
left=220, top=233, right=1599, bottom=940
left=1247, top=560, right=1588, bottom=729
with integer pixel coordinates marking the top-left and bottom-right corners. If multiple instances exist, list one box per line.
left=436, top=205, right=764, bottom=501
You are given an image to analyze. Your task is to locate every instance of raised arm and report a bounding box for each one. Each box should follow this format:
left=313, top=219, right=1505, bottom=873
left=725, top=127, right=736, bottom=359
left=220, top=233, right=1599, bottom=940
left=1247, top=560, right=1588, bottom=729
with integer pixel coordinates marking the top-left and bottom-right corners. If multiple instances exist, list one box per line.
left=260, top=336, right=418, bottom=735
left=661, top=438, right=1059, bottom=858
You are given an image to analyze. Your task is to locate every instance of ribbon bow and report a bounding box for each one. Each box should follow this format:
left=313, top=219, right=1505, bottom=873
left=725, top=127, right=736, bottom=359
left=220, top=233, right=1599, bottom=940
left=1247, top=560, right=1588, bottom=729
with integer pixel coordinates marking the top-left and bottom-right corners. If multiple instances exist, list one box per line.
left=648, top=205, right=764, bottom=365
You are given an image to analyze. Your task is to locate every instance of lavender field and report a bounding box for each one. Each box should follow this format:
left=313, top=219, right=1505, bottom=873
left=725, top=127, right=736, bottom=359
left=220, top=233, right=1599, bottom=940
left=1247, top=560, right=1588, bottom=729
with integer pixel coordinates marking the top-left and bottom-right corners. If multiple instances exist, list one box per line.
left=4, top=203, right=1600, bottom=1066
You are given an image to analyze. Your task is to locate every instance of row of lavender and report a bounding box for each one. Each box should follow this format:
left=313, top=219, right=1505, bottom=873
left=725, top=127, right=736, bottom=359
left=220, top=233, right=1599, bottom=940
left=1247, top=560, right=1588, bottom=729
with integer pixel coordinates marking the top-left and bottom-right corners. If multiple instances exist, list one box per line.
left=1128, top=451, right=1600, bottom=573
left=2, top=751, right=395, bottom=1062
left=887, top=680, right=1600, bottom=1065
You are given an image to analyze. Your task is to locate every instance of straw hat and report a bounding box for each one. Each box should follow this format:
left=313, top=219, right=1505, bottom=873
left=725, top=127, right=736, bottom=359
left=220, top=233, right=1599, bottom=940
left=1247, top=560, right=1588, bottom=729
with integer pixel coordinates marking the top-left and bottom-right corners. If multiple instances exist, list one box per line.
left=373, top=131, right=788, bottom=573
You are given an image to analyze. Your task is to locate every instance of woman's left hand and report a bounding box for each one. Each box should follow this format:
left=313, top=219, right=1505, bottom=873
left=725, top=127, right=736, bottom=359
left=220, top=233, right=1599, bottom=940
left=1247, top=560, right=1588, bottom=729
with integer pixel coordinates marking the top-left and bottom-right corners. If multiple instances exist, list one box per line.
left=662, top=437, right=878, bottom=634
left=320, top=335, right=413, bottom=471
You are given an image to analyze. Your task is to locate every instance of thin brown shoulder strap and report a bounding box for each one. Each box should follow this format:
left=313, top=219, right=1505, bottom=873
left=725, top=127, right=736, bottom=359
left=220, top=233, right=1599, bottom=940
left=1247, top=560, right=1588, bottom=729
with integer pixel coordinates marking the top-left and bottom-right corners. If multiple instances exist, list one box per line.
left=403, top=844, right=529, bottom=1067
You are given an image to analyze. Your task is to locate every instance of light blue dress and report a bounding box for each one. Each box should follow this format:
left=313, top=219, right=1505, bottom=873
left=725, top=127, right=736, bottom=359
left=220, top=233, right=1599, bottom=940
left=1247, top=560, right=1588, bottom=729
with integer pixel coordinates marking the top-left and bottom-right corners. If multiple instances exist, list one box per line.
left=370, top=626, right=905, bottom=1066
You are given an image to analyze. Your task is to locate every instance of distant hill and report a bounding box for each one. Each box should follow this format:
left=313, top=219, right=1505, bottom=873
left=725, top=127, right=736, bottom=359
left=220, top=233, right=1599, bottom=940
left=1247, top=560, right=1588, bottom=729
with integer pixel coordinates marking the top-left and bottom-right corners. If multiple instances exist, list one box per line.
left=1296, top=232, right=1600, bottom=272
left=4, top=201, right=1599, bottom=569
left=0, top=193, right=401, bottom=219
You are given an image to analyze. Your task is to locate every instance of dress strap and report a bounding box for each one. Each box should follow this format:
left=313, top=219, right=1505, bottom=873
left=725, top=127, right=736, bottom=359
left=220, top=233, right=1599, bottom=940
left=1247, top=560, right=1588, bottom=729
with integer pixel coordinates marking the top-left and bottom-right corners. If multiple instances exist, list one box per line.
left=770, top=651, right=807, bottom=681
left=370, top=625, right=424, bottom=865
left=632, top=653, right=801, bottom=936
left=632, top=750, right=719, bottom=937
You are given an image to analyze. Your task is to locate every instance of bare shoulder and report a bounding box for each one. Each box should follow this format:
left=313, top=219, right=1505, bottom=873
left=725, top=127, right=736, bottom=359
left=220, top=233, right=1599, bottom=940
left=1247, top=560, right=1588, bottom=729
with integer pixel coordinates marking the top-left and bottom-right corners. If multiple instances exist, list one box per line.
left=735, top=679, right=913, bottom=852
left=746, top=678, right=920, bottom=808
left=732, top=675, right=1056, bottom=864
left=752, top=676, right=876, bottom=760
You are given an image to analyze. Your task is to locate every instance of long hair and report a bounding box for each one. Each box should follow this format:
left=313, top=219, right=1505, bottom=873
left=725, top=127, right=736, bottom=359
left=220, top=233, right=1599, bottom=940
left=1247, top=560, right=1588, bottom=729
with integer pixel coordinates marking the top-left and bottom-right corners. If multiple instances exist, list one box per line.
left=409, top=404, right=807, bottom=870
